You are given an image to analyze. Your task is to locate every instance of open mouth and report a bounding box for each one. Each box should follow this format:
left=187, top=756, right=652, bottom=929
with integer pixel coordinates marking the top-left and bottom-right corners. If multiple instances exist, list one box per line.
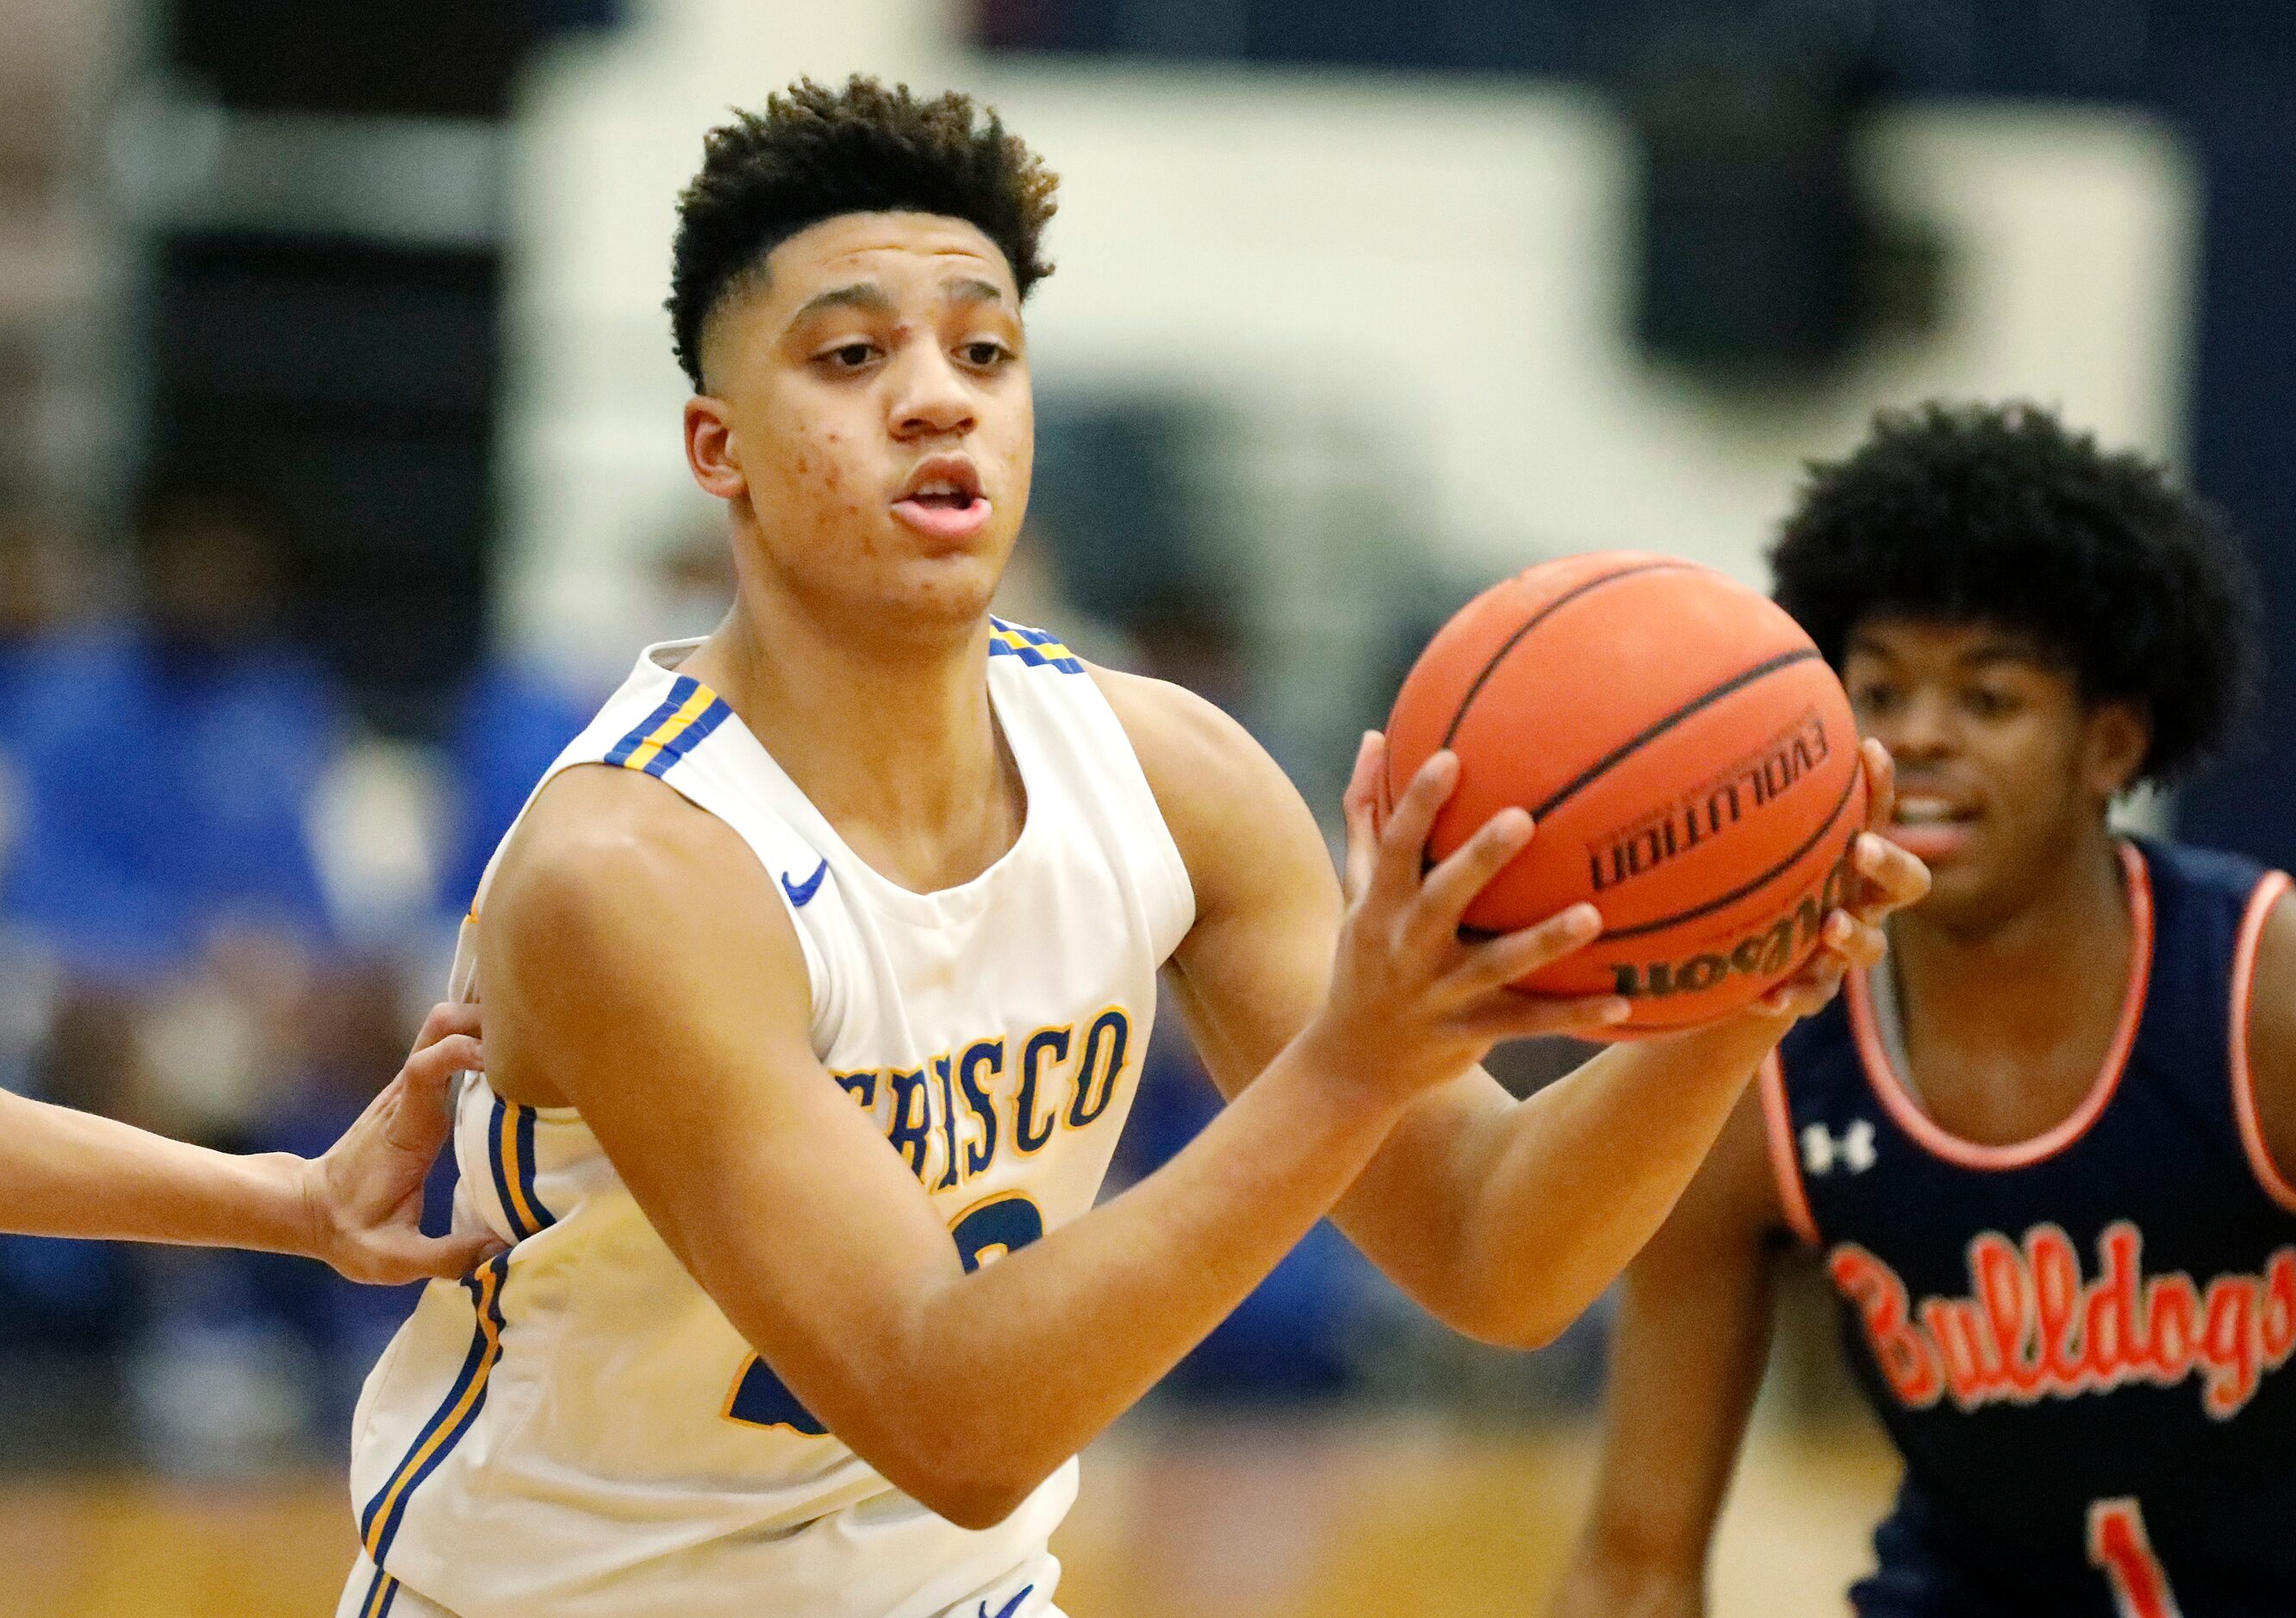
left=891, top=459, right=992, bottom=542
left=1893, top=793, right=1976, bottom=829
left=1886, top=790, right=1979, bottom=863
left=899, top=459, right=983, bottom=507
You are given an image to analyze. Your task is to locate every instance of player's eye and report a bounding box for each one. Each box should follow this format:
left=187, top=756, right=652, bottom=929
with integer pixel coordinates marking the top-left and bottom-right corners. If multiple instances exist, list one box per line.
left=819, top=342, right=879, bottom=370
left=1850, top=681, right=1901, bottom=717
left=1962, top=686, right=2017, bottom=720
left=958, top=340, right=1011, bottom=369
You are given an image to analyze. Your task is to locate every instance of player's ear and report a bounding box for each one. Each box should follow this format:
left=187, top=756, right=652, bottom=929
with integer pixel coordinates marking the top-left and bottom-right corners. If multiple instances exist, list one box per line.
left=684, top=394, right=744, bottom=501
left=2081, top=699, right=2150, bottom=803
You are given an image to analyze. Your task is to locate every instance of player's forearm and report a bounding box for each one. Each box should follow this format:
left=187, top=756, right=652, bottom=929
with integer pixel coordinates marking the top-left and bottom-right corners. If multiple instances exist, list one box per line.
left=1440, top=1011, right=1786, bottom=1347
left=883, top=1032, right=1401, bottom=1522
left=0, top=1089, right=316, bottom=1255
left=1548, top=1543, right=1707, bottom=1618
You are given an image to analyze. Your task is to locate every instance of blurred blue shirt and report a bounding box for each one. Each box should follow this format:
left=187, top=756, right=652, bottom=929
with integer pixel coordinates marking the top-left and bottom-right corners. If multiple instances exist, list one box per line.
left=438, top=657, right=592, bottom=916
left=1, top=626, right=345, bottom=979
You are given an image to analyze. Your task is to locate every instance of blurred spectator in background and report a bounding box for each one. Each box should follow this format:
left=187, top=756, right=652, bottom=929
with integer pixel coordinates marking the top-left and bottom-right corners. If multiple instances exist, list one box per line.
left=0, top=474, right=366, bottom=1472
left=2, top=476, right=345, bottom=980
left=437, top=522, right=732, bottom=914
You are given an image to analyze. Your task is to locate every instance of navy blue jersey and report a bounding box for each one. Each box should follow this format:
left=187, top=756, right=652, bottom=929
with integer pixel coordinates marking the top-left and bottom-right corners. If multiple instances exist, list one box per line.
left=1767, top=837, right=2296, bottom=1617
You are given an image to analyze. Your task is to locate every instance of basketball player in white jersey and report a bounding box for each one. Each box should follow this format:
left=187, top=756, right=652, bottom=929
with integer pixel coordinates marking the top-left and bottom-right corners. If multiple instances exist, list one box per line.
left=339, top=77, right=1928, bottom=1618
left=0, top=1002, right=495, bottom=1282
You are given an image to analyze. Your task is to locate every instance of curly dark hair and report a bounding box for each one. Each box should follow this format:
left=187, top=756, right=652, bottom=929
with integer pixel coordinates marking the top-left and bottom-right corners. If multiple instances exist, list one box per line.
left=1769, top=401, right=2259, bottom=784
left=666, top=75, right=1058, bottom=389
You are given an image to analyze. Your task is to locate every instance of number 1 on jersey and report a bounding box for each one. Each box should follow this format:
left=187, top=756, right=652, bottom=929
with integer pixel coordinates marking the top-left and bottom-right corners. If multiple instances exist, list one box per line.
left=2088, top=1497, right=2181, bottom=1618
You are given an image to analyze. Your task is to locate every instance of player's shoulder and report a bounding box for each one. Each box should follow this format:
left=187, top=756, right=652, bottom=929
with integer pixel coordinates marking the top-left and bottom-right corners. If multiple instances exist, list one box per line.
left=485, top=761, right=787, bottom=961
left=1087, top=664, right=1326, bottom=885
left=1087, top=664, right=1265, bottom=782
left=2246, top=870, right=2296, bottom=1080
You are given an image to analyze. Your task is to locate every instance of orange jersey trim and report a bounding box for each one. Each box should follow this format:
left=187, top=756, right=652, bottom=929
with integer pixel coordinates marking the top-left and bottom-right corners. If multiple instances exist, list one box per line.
left=1851, top=840, right=2154, bottom=1171
left=2231, top=869, right=2296, bottom=1213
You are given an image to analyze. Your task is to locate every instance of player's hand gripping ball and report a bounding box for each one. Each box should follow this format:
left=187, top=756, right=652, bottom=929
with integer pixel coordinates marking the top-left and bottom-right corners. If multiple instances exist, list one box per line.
left=1381, top=551, right=1870, bottom=1036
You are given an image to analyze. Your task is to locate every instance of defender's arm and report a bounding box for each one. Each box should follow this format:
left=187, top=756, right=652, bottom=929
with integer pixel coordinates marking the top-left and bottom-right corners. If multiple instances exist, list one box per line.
left=480, top=757, right=1605, bottom=1531
left=1104, top=668, right=1919, bottom=1348
left=0, top=1005, right=497, bottom=1283
left=1548, top=1086, right=1787, bottom=1618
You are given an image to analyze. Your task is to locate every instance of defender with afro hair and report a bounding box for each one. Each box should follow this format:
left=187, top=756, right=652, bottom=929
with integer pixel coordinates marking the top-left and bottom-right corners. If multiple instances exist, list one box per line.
left=1770, top=400, right=2260, bottom=786
left=667, top=75, right=1059, bottom=390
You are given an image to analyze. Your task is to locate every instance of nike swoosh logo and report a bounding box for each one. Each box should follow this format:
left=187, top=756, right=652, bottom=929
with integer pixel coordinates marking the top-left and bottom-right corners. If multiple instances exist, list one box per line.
left=781, top=857, right=829, bottom=908
left=980, top=1587, right=1033, bottom=1618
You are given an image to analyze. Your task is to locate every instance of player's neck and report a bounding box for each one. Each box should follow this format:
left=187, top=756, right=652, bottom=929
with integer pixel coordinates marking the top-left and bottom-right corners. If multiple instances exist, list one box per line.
left=1894, top=823, right=2131, bottom=975
left=1888, top=824, right=2136, bottom=1119
left=680, top=590, right=1024, bottom=893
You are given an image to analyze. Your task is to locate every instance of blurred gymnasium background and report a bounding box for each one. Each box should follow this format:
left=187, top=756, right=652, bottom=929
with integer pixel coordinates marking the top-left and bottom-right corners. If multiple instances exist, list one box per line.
left=0, top=1, right=2291, bottom=1612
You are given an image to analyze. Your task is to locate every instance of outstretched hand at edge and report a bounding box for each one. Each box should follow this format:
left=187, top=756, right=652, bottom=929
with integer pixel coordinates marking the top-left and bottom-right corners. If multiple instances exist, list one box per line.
left=301, top=1002, right=508, bottom=1284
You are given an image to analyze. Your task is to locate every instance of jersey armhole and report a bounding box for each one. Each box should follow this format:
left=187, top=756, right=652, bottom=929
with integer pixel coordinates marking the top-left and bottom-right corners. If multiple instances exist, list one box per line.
left=465, top=757, right=831, bottom=1036
left=2230, top=870, right=2296, bottom=1214
left=1758, top=1051, right=1822, bottom=1247
left=1069, top=662, right=1198, bottom=960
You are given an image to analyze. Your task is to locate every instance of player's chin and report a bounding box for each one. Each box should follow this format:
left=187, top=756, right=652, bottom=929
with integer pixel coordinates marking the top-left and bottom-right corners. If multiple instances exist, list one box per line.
left=1909, top=856, right=2004, bottom=929
left=867, top=551, right=1007, bottom=625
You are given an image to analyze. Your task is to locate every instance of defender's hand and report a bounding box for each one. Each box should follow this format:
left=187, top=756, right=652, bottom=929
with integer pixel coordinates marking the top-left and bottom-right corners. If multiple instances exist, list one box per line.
left=1307, top=733, right=1629, bottom=1108
left=1752, top=738, right=1931, bottom=1022
left=301, top=1003, right=507, bottom=1284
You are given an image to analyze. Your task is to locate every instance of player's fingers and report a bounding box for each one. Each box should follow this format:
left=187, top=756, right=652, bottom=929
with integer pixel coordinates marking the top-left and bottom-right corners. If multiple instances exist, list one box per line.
left=368, top=1228, right=508, bottom=1286
left=1755, top=914, right=1857, bottom=1017
left=383, top=1034, right=482, bottom=1154
left=414, top=999, right=480, bottom=1050
left=1859, top=737, right=1897, bottom=834
left=1408, top=806, right=1534, bottom=949
left=1456, top=987, right=1632, bottom=1044
left=1820, top=911, right=1888, bottom=974
left=1449, top=902, right=1606, bottom=995
left=1367, top=750, right=1459, bottom=911
left=1341, top=731, right=1384, bottom=899
left=1851, top=830, right=1930, bottom=919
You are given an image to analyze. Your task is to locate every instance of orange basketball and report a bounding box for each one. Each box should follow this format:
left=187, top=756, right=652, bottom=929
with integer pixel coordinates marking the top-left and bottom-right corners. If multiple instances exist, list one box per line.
left=1383, top=551, right=1868, bottom=1036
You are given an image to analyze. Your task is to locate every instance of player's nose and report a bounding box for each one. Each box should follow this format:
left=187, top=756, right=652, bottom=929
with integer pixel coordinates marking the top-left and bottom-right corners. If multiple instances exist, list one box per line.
left=1885, top=689, right=1956, bottom=759
left=887, top=346, right=976, bottom=440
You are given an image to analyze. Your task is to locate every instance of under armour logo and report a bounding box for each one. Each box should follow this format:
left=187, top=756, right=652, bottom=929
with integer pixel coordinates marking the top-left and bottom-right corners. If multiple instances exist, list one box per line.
left=1801, top=1119, right=1877, bottom=1176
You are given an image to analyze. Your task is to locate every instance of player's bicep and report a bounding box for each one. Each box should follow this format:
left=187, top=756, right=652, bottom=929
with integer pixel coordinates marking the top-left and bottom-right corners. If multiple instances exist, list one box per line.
left=480, top=773, right=960, bottom=1442
left=1111, top=669, right=1526, bottom=1289
left=1098, top=668, right=1342, bottom=1092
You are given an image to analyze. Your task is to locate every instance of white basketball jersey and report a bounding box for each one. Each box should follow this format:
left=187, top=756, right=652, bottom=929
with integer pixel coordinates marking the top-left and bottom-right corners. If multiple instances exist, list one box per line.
left=343, top=623, right=1194, bottom=1618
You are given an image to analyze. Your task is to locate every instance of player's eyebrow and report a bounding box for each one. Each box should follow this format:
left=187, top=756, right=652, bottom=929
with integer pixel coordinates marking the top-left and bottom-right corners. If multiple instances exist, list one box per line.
left=942, top=277, right=1010, bottom=308
left=789, top=283, right=895, bottom=325
left=941, top=276, right=1014, bottom=309
left=1955, top=631, right=2063, bottom=669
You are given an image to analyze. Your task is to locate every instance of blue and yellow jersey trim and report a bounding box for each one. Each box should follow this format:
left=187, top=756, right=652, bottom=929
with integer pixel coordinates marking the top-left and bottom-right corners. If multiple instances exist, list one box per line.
left=605, top=675, right=733, bottom=777
left=487, top=1094, right=555, bottom=1242
left=988, top=617, right=1083, bottom=674
left=355, top=1563, right=400, bottom=1618
left=358, top=1251, right=511, bottom=1570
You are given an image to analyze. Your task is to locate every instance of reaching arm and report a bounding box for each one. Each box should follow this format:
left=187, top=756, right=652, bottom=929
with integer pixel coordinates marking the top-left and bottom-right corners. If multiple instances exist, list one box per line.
left=479, top=756, right=1622, bottom=1531
left=1103, top=669, right=1925, bottom=1348
left=1548, top=1086, right=1787, bottom=1618
left=0, top=1004, right=500, bottom=1283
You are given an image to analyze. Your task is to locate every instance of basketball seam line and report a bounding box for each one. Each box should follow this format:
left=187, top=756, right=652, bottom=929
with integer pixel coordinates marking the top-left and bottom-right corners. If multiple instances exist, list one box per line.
left=1598, top=759, right=1861, bottom=941
left=1431, top=561, right=1695, bottom=759
left=1527, top=649, right=1823, bottom=823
